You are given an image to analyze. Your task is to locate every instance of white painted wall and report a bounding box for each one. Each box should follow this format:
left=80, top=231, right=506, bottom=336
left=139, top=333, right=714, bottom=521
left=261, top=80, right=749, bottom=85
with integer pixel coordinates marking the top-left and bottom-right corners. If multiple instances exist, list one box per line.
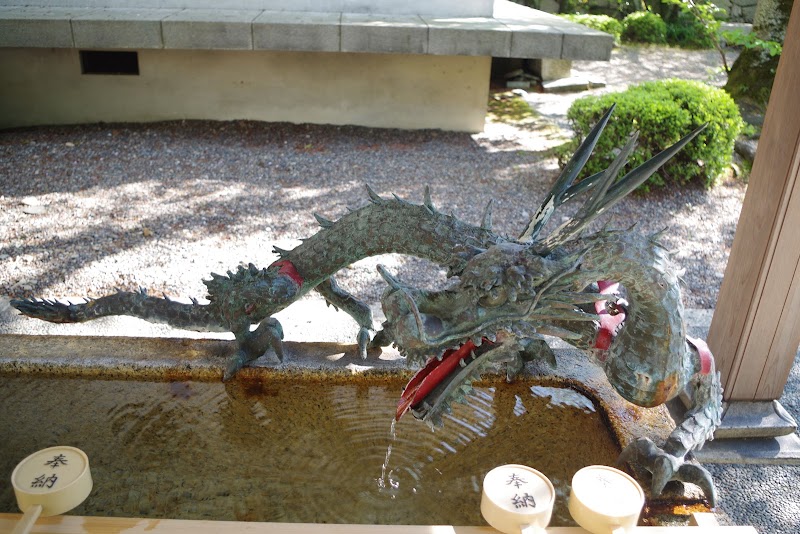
left=2, top=0, right=495, bottom=17
left=0, top=48, right=491, bottom=131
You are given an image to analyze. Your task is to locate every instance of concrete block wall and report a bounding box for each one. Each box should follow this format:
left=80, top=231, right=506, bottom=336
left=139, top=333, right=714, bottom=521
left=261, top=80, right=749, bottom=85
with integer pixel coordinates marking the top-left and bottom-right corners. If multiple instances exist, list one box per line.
left=0, top=0, right=495, bottom=17
left=0, top=48, right=492, bottom=131
left=0, top=1, right=613, bottom=131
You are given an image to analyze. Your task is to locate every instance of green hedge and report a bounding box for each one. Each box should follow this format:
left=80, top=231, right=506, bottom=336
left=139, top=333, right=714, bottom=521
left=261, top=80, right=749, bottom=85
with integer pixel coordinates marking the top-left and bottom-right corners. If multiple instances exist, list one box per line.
left=565, top=79, right=743, bottom=192
left=621, top=11, right=667, bottom=44
left=560, top=14, right=624, bottom=44
left=562, top=10, right=714, bottom=49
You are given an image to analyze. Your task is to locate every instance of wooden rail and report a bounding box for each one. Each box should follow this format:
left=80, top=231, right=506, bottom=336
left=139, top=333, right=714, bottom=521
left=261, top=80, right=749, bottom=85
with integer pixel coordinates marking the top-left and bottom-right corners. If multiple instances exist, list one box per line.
left=0, top=514, right=759, bottom=533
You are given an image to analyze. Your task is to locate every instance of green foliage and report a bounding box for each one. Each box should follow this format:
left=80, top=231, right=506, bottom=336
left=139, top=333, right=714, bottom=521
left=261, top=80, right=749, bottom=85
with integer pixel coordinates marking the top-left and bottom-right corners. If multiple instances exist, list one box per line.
left=560, top=14, right=624, bottom=44
left=622, top=11, right=667, bottom=44
left=665, top=10, right=717, bottom=48
left=722, top=29, right=783, bottom=56
left=661, top=0, right=724, bottom=23
left=565, top=79, right=743, bottom=192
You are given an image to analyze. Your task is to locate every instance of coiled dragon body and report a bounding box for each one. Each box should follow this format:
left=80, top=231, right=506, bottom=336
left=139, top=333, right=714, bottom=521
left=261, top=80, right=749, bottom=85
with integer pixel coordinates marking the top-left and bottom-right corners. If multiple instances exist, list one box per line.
left=11, top=107, right=723, bottom=505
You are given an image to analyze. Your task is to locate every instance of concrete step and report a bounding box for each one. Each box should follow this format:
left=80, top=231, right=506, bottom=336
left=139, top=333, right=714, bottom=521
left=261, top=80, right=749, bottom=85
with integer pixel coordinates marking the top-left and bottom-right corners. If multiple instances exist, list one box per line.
left=715, top=400, right=798, bottom=439
left=694, top=433, right=800, bottom=465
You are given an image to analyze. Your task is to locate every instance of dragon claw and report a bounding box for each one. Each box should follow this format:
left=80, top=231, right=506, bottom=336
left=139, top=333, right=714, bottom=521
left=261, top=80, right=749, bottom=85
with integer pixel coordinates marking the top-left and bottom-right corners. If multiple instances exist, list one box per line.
left=673, top=462, right=718, bottom=508
left=368, top=328, right=392, bottom=348
left=618, top=437, right=717, bottom=507
left=223, top=349, right=249, bottom=381
left=225, top=317, right=285, bottom=380
left=357, top=327, right=370, bottom=359
left=262, top=318, right=285, bottom=362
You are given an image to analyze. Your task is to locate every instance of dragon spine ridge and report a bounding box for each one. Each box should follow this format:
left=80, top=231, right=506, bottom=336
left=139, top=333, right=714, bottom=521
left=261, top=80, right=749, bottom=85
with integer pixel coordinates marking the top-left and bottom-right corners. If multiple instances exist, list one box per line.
left=11, top=107, right=724, bottom=506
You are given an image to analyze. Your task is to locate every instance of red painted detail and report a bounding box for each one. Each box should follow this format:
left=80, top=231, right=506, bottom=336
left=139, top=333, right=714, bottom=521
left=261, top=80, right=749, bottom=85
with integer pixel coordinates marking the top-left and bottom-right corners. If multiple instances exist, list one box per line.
left=396, top=338, right=494, bottom=421
left=594, top=328, right=614, bottom=352
left=687, top=336, right=714, bottom=375
left=592, top=280, right=626, bottom=351
left=270, top=259, right=304, bottom=287
left=244, top=303, right=256, bottom=315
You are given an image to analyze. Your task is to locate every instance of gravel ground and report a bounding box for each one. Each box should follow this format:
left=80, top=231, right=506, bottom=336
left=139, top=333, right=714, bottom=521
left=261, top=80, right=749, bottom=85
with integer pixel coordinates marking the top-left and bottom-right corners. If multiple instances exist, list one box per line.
left=0, top=48, right=746, bottom=309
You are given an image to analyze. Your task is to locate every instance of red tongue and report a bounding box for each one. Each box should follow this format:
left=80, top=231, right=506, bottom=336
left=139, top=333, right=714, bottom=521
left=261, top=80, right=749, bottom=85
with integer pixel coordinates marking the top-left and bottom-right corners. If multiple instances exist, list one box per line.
left=396, top=339, right=483, bottom=421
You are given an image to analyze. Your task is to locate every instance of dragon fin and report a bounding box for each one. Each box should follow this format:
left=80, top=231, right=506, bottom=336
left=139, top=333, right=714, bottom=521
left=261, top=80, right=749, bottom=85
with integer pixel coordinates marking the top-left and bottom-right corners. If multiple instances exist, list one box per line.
left=313, top=212, right=335, bottom=229
left=480, top=199, right=494, bottom=231
left=423, top=185, right=436, bottom=213
left=365, top=184, right=385, bottom=204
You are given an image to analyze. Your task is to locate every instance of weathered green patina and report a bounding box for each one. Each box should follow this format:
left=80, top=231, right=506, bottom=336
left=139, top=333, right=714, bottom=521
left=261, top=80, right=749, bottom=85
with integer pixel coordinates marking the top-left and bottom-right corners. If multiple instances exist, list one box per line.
left=11, top=107, right=723, bottom=506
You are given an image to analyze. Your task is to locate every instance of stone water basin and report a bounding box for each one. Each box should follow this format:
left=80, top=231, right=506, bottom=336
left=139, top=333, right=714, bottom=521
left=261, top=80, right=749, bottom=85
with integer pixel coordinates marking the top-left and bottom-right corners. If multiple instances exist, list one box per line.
left=0, top=334, right=701, bottom=526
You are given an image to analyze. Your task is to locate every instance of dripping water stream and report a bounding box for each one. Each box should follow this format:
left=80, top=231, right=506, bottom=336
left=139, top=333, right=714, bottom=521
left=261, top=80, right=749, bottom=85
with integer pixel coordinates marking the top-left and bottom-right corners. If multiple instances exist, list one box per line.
left=377, top=419, right=401, bottom=494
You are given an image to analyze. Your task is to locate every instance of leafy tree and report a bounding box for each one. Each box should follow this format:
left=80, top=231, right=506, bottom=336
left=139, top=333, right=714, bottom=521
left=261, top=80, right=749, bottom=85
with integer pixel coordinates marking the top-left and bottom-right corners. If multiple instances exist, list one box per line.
left=724, top=0, right=792, bottom=111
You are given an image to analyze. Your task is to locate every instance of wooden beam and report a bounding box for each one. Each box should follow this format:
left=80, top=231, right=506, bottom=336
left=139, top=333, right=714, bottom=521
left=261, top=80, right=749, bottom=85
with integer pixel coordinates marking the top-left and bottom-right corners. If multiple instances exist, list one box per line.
left=707, top=1, right=800, bottom=400
left=0, top=514, right=759, bottom=534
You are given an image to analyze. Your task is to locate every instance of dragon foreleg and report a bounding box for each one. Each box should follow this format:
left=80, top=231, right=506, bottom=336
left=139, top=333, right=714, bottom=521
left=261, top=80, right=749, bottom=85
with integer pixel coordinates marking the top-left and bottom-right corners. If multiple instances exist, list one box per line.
left=315, top=277, right=374, bottom=359
left=618, top=337, right=722, bottom=506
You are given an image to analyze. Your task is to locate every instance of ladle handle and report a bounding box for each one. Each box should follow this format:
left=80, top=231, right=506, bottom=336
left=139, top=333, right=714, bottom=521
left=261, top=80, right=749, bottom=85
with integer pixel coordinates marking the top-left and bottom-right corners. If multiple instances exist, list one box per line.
left=11, top=504, right=42, bottom=534
left=520, top=523, right=546, bottom=534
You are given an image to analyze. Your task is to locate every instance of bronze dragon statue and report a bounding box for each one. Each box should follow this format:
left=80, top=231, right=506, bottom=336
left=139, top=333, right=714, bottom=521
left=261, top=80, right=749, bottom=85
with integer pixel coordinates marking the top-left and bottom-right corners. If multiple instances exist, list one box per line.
left=11, top=107, right=723, bottom=505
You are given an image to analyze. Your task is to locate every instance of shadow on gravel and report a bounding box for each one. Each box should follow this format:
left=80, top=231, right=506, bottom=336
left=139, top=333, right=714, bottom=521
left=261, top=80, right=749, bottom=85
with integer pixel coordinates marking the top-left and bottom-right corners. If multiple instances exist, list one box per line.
left=0, top=119, right=744, bottom=309
left=1, top=121, right=556, bottom=301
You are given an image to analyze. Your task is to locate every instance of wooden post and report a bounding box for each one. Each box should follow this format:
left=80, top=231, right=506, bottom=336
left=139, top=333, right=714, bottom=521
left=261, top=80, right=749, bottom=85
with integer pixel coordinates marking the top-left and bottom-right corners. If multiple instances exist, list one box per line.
left=707, top=1, right=800, bottom=401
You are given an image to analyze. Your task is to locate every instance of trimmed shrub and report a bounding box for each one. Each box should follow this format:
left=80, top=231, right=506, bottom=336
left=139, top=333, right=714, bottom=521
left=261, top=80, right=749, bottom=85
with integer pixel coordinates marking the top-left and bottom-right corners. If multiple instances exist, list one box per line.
left=622, top=11, right=667, bottom=44
left=565, top=79, right=743, bottom=192
left=560, top=14, right=624, bottom=45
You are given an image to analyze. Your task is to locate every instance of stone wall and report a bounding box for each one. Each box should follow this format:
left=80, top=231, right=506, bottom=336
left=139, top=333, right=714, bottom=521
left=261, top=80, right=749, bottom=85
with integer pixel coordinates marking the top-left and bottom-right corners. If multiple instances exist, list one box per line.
left=715, top=0, right=758, bottom=22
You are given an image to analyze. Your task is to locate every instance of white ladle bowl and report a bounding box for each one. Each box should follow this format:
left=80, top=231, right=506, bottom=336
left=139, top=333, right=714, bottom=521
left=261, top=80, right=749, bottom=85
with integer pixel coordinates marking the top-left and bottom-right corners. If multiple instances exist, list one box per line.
left=568, top=465, right=644, bottom=534
left=481, top=464, right=556, bottom=534
left=10, top=446, right=93, bottom=534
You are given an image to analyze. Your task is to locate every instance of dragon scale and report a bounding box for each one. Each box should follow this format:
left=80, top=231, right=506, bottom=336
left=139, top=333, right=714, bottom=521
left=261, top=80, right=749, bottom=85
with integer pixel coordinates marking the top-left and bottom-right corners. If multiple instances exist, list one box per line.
left=552, top=231, right=691, bottom=408
left=280, top=194, right=502, bottom=289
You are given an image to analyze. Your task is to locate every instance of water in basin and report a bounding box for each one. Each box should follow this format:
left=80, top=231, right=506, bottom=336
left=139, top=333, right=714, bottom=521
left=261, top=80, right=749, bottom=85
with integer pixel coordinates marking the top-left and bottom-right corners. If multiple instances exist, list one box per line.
left=0, top=374, right=619, bottom=525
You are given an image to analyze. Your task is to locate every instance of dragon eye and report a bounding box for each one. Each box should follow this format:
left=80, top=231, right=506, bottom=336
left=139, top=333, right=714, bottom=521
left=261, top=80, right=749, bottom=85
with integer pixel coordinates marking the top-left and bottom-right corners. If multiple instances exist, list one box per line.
left=479, top=286, right=508, bottom=307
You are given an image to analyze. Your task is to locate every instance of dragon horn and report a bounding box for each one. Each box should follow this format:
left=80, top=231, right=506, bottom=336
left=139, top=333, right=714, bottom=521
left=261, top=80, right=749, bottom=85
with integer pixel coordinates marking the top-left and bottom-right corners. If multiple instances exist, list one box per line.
left=376, top=264, right=403, bottom=290
left=537, top=124, right=707, bottom=253
left=559, top=168, right=607, bottom=204
left=585, top=131, right=640, bottom=212
left=605, top=123, right=707, bottom=203
left=518, top=104, right=616, bottom=243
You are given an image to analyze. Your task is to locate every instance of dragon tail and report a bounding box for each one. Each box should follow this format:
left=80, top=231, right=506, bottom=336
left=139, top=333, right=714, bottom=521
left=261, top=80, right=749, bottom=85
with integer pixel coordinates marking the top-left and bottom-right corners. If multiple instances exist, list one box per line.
left=10, top=289, right=225, bottom=332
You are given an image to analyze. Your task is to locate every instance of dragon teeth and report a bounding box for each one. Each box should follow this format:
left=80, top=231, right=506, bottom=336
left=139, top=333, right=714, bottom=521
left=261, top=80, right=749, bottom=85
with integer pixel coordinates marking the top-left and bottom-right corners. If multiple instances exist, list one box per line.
left=472, top=336, right=482, bottom=347
left=459, top=358, right=467, bottom=368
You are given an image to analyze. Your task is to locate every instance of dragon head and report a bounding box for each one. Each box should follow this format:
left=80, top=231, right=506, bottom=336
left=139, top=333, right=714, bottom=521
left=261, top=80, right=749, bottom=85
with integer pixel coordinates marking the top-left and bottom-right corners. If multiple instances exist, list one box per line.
left=381, top=242, right=577, bottom=425
left=379, top=106, right=707, bottom=427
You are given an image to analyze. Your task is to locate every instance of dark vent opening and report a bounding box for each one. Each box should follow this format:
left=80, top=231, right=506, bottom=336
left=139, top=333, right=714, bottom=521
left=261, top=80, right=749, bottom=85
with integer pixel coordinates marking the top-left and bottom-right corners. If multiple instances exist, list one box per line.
left=80, top=51, right=139, bottom=75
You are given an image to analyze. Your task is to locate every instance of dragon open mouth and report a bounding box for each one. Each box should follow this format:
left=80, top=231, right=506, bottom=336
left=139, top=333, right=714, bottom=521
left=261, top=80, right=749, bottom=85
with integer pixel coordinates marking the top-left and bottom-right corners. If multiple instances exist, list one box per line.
left=396, top=336, right=497, bottom=421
